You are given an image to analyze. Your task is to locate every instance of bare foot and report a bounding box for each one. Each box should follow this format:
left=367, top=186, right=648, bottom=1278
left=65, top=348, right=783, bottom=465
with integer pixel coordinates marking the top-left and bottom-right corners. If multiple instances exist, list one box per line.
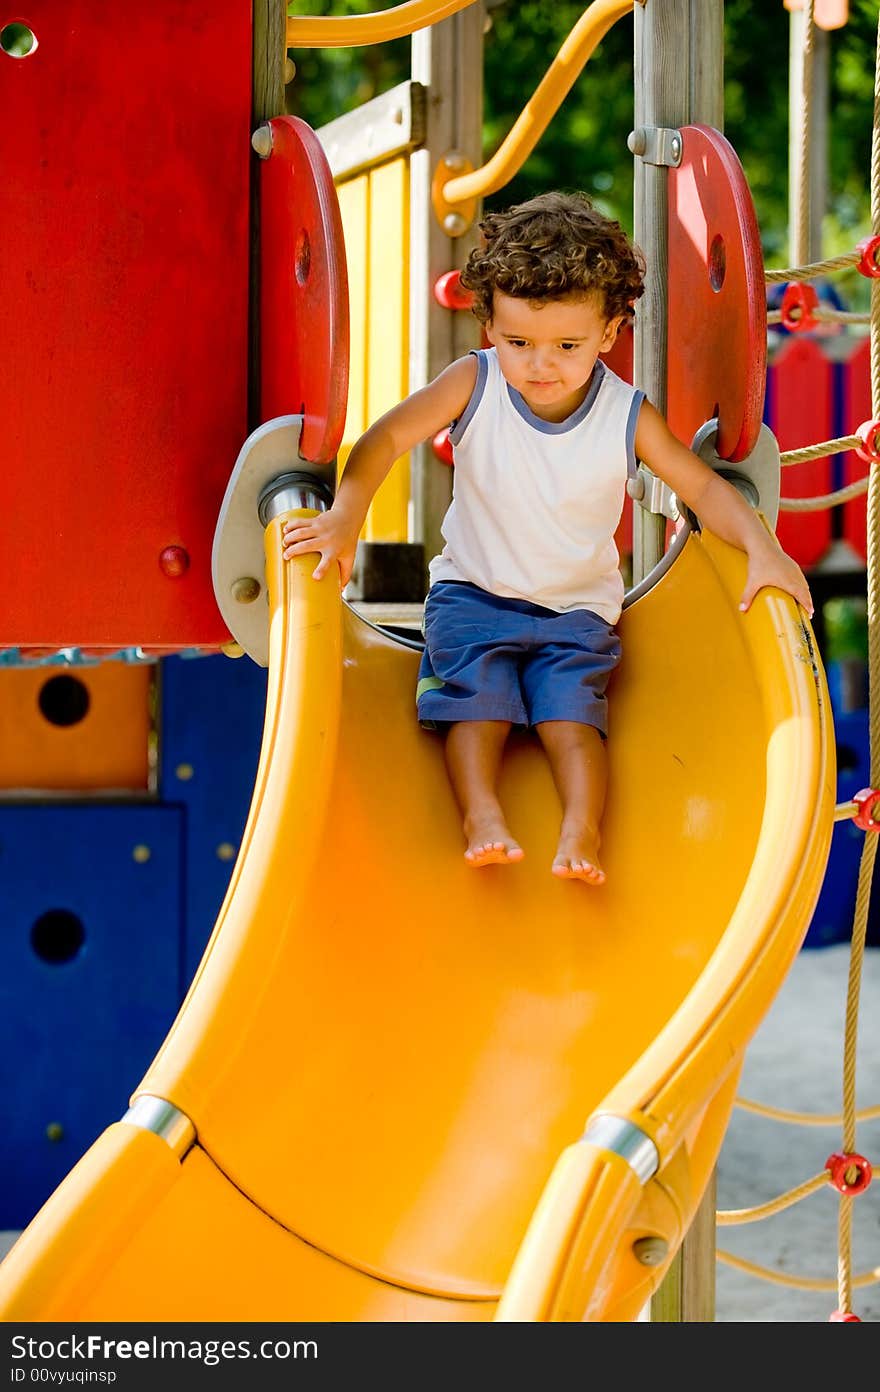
left=552, top=829, right=605, bottom=885
left=463, top=813, right=524, bottom=868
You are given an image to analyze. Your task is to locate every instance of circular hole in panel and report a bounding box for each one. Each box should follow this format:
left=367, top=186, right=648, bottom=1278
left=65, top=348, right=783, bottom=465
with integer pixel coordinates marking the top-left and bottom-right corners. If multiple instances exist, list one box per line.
left=294, top=229, right=311, bottom=286
left=31, top=909, right=85, bottom=965
left=38, top=674, right=90, bottom=727
left=708, top=234, right=726, bottom=292
left=1, top=22, right=37, bottom=56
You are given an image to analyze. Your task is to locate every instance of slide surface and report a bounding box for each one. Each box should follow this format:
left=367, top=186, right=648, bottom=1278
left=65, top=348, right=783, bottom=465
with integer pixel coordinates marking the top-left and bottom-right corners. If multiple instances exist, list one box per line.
left=0, top=518, right=834, bottom=1321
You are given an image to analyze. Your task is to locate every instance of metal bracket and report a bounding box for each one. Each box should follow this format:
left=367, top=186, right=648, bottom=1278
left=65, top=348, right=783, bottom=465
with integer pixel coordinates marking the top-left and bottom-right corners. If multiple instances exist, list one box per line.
left=687, top=419, right=781, bottom=530
left=627, top=125, right=683, bottom=168
left=211, top=416, right=334, bottom=668
left=628, top=463, right=680, bottom=522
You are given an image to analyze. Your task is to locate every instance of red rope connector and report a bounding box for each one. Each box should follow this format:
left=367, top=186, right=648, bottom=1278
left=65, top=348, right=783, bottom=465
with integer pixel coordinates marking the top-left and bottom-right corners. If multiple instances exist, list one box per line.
left=854, top=420, right=880, bottom=464
left=852, top=787, right=880, bottom=831
left=780, top=282, right=819, bottom=332
left=856, top=234, right=880, bottom=278
left=433, top=270, right=474, bottom=311
left=825, top=1151, right=873, bottom=1195
left=432, top=427, right=455, bottom=466
left=829, top=1310, right=862, bottom=1322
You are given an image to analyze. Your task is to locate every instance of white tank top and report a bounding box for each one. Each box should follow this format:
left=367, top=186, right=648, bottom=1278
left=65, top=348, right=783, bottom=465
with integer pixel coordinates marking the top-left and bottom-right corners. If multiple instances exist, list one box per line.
left=428, top=348, right=645, bottom=623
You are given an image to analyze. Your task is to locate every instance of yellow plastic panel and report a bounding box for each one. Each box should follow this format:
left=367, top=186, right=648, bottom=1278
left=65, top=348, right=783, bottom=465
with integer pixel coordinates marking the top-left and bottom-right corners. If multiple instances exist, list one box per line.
left=0, top=663, right=151, bottom=791
left=0, top=1127, right=492, bottom=1321
left=0, top=524, right=833, bottom=1321
left=364, top=157, right=410, bottom=541
left=337, top=174, right=369, bottom=450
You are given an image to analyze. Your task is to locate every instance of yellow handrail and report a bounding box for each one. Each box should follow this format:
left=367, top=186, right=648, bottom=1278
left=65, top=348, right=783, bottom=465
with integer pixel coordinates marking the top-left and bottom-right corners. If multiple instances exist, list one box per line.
left=286, top=0, right=478, bottom=49
left=444, top=0, right=640, bottom=206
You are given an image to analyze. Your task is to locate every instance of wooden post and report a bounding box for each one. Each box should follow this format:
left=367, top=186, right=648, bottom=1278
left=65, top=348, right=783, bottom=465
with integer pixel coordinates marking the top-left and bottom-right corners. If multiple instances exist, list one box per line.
left=409, top=4, right=484, bottom=568
left=250, top=1, right=288, bottom=431
left=788, top=8, right=829, bottom=264
left=632, top=0, right=724, bottom=1321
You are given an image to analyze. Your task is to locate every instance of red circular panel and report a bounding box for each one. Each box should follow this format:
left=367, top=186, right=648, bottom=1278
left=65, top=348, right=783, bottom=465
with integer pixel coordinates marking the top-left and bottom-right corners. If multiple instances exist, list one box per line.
left=259, top=116, right=350, bottom=465
left=667, top=125, right=766, bottom=462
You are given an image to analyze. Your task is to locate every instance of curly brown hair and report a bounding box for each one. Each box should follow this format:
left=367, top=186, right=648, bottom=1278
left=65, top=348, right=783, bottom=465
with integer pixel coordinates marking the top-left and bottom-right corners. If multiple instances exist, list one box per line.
left=459, top=191, right=645, bottom=327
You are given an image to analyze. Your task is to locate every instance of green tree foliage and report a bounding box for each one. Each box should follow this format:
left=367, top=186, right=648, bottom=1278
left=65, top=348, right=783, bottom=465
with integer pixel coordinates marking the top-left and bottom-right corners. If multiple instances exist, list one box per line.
left=286, top=1, right=880, bottom=266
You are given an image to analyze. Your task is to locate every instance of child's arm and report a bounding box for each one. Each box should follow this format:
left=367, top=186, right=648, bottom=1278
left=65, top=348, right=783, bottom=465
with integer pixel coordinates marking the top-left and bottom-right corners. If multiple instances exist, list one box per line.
left=281, top=356, right=478, bottom=585
left=635, top=400, right=814, bottom=617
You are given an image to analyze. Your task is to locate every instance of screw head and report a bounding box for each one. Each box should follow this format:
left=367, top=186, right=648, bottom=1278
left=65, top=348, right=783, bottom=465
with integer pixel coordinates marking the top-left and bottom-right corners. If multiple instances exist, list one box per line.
left=231, top=576, right=261, bottom=604
left=443, top=212, right=468, bottom=237
left=251, top=124, right=273, bottom=159
left=633, top=1236, right=669, bottom=1266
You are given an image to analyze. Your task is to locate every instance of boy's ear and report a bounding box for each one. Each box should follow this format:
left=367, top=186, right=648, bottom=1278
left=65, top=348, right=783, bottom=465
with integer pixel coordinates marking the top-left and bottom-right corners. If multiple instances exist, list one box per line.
left=600, top=315, right=626, bottom=351
left=484, top=320, right=497, bottom=345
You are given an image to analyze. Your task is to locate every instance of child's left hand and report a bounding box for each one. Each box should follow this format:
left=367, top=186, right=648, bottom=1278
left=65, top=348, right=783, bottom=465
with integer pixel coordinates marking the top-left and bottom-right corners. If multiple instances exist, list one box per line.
left=739, top=541, right=814, bottom=618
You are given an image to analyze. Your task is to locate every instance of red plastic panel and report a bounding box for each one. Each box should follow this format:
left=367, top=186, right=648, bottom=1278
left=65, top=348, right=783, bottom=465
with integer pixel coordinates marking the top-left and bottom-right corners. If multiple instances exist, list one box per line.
left=0, top=3, right=251, bottom=649
left=259, top=116, right=350, bottom=464
left=768, top=337, right=833, bottom=568
left=667, top=125, right=766, bottom=461
left=840, top=336, right=871, bottom=563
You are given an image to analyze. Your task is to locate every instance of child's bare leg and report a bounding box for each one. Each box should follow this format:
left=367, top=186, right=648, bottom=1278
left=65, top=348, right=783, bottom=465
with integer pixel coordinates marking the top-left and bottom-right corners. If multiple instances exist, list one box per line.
left=444, top=720, right=524, bottom=867
left=535, top=721, right=607, bottom=883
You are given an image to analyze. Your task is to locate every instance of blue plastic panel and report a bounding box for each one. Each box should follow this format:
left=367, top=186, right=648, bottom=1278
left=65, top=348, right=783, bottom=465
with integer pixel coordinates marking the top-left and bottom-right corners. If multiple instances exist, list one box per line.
left=0, top=804, right=183, bottom=1227
left=159, top=654, right=267, bottom=980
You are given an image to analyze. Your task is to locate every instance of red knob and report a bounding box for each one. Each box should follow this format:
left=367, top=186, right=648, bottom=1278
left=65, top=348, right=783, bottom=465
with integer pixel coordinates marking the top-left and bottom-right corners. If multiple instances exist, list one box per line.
left=433, top=270, right=474, bottom=311
left=829, top=1310, right=862, bottom=1322
left=159, top=545, right=190, bottom=578
left=432, top=427, right=455, bottom=466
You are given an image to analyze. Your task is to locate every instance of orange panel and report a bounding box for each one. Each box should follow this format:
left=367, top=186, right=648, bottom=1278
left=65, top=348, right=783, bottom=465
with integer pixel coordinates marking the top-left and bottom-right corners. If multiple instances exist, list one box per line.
left=0, top=665, right=152, bottom=792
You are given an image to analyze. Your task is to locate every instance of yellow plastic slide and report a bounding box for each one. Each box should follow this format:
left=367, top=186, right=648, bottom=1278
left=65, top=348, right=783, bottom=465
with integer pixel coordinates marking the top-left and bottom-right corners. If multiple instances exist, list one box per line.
left=0, top=514, right=834, bottom=1322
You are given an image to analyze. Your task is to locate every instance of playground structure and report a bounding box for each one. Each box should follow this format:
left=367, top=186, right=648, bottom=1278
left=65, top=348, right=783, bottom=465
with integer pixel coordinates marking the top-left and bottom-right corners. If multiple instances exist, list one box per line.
left=0, top=0, right=876, bottom=1321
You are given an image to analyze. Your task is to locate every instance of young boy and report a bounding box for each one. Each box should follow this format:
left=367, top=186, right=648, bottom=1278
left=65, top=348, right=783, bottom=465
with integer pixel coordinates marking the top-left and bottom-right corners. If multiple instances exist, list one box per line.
left=282, top=192, right=813, bottom=885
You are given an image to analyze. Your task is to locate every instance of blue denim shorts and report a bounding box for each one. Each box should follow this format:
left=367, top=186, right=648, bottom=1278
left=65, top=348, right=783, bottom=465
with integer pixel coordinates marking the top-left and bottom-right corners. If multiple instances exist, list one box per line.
left=416, top=581, right=621, bottom=733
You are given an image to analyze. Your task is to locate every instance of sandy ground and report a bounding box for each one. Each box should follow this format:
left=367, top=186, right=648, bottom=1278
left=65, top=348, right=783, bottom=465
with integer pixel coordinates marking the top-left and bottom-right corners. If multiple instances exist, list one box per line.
left=714, top=941, right=880, bottom=1323
left=2, top=943, right=878, bottom=1323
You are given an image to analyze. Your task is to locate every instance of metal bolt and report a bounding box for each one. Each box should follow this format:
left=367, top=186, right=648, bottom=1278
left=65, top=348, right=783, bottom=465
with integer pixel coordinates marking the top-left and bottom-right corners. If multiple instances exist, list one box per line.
left=231, top=576, right=261, bottom=604
left=159, top=545, right=189, bottom=578
left=46, top=1122, right=64, bottom=1143
left=175, top=763, right=194, bottom=782
left=220, top=640, right=245, bottom=659
left=627, top=127, right=647, bottom=156
left=443, top=212, right=468, bottom=237
left=216, top=842, right=236, bottom=862
left=443, top=151, right=467, bottom=172
left=671, top=135, right=682, bottom=162
left=284, top=58, right=296, bottom=85
left=632, top=1236, right=669, bottom=1266
left=132, top=844, right=151, bottom=864
left=251, top=124, right=273, bottom=159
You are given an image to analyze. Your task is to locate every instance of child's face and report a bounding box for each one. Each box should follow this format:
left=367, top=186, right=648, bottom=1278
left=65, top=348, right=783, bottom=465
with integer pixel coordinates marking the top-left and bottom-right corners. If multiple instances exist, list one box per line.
left=485, top=291, right=623, bottom=422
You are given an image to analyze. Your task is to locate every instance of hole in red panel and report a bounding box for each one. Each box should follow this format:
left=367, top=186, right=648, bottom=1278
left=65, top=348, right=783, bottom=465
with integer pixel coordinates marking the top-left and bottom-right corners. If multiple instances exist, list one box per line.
left=1, top=22, right=37, bottom=56
left=708, top=235, right=726, bottom=292
left=295, top=229, right=311, bottom=286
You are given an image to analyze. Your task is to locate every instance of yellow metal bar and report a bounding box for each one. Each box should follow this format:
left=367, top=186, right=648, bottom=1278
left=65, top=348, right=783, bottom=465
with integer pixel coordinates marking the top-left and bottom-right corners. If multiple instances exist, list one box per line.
left=286, top=0, right=477, bottom=50
left=443, top=0, right=639, bottom=207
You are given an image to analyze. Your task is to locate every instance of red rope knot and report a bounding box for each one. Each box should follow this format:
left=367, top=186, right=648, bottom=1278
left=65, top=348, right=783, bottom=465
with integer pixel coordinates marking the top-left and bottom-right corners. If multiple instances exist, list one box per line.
left=825, top=1151, right=873, bottom=1196
left=854, top=420, right=880, bottom=465
left=432, top=427, right=455, bottom=466
left=433, top=270, right=474, bottom=312
left=856, top=234, right=880, bottom=279
left=780, top=282, right=819, bottom=332
left=852, top=787, right=880, bottom=831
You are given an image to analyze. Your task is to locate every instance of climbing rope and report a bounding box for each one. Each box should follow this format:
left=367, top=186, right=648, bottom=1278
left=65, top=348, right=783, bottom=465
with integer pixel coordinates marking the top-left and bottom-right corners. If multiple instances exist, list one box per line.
left=715, top=2, right=879, bottom=1322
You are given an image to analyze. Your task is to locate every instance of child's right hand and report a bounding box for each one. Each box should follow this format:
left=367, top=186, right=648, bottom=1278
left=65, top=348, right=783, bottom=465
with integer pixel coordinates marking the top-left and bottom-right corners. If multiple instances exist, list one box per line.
left=281, top=508, right=360, bottom=586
